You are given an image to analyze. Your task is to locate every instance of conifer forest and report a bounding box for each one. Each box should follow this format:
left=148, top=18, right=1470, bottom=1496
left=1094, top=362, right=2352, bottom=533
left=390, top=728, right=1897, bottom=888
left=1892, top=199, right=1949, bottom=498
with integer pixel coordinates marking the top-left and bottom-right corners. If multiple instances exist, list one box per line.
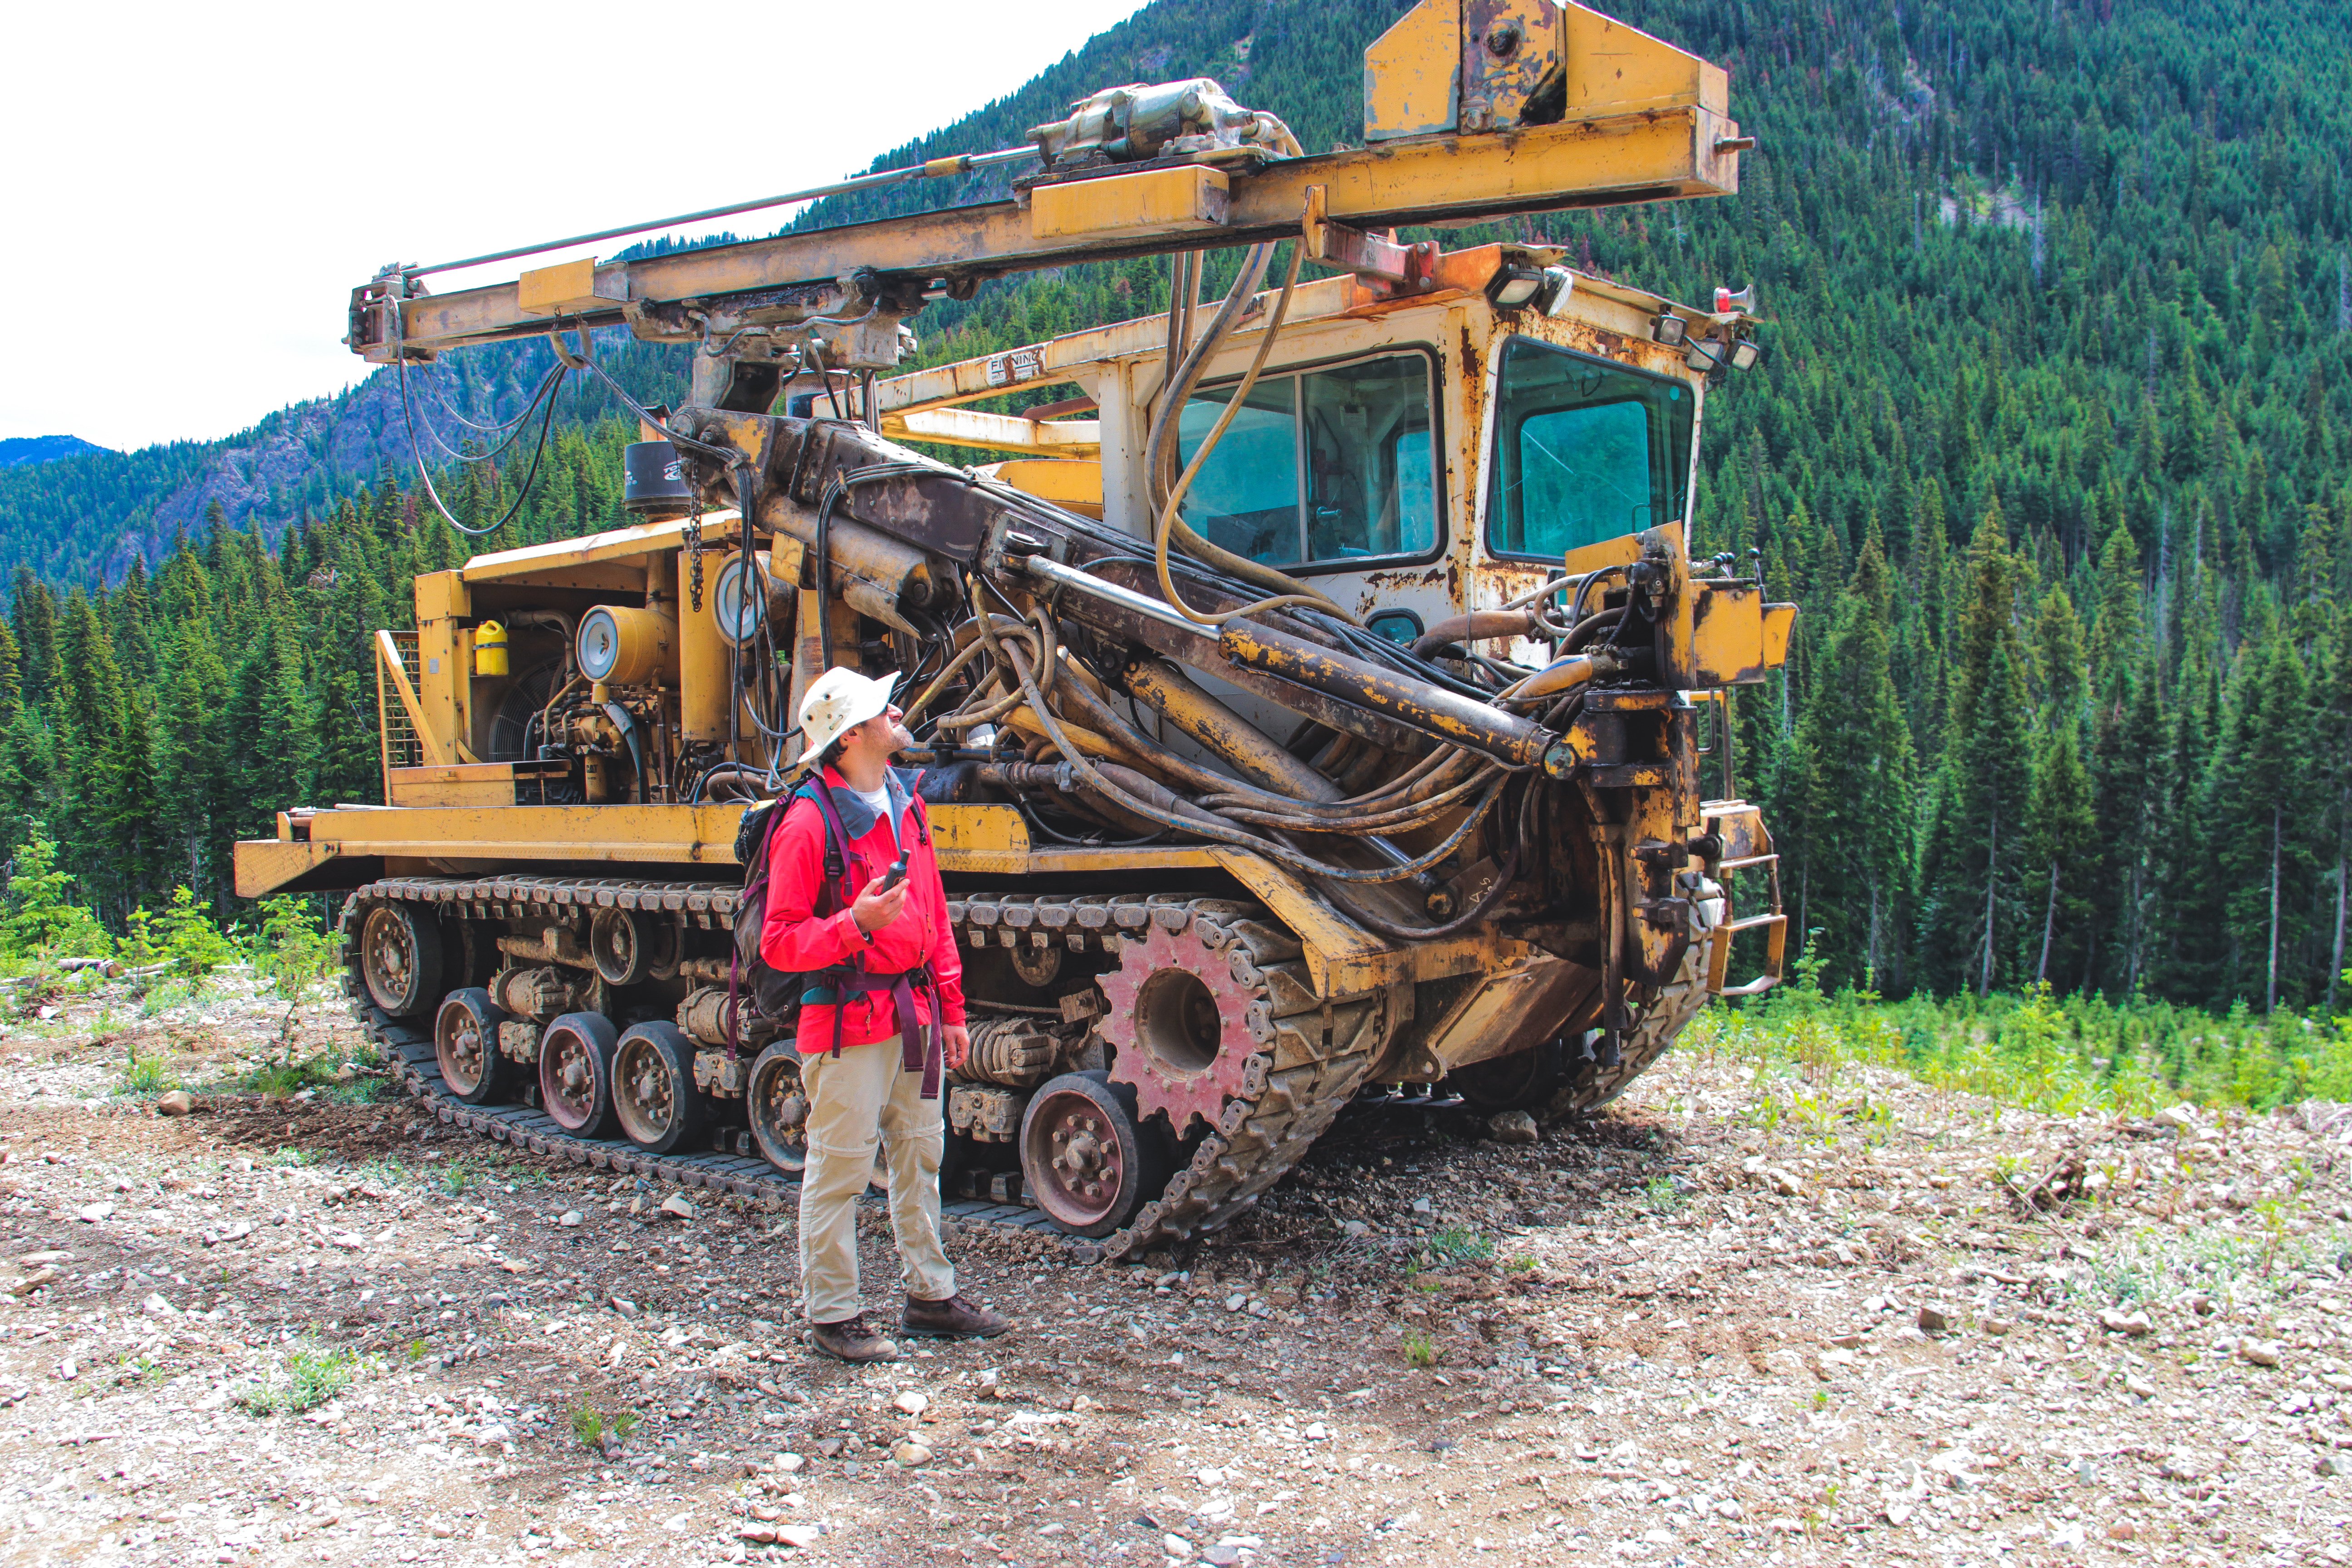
left=3, top=0, right=2349, bottom=1052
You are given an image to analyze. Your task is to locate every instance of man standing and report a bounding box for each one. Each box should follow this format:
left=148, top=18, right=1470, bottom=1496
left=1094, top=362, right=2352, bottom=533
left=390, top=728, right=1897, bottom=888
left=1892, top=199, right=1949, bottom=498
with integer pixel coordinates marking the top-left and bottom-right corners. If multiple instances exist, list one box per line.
left=760, top=666, right=1011, bottom=1362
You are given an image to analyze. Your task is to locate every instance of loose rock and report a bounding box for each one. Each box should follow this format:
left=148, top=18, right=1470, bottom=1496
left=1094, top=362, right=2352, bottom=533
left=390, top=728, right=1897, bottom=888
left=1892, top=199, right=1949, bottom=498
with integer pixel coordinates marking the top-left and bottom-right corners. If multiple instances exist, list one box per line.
left=1486, top=1110, right=1539, bottom=1145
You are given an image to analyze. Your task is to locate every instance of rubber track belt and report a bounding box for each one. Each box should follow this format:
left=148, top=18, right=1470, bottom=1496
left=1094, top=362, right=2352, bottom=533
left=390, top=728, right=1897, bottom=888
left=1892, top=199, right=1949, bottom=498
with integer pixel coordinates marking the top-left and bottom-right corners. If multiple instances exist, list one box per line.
left=338, top=880, right=1390, bottom=1261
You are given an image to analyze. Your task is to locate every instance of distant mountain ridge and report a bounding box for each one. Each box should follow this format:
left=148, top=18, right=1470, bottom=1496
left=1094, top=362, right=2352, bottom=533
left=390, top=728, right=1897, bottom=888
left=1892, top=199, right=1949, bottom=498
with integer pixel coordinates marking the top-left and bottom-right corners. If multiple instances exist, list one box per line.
left=0, top=435, right=108, bottom=469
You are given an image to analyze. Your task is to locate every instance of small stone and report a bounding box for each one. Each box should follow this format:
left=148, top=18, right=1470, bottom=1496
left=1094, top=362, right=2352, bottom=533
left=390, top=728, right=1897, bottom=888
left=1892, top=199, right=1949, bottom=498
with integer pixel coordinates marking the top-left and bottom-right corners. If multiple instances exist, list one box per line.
left=1163, top=1534, right=1196, bottom=1559
left=1715, top=1498, right=1741, bottom=1519
left=1340, top=1220, right=1370, bottom=1239
left=2097, top=1307, right=2151, bottom=1336
left=1486, top=1110, right=1539, bottom=1145
left=609, top=1296, right=642, bottom=1320
left=474, top=1422, right=512, bottom=1446
left=1411, top=1197, right=1434, bottom=1215
left=774, top=1524, right=818, bottom=1548
left=659, top=1194, right=696, bottom=1220
left=738, top=1524, right=779, bottom=1544
left=814, top=1437, right=845, bottom=1458
left=1201, top=1547, right=1245, bottom=1567
left=558, top=1211, right=583, bottom=1228
left=892, top=1441, right=931, bottom=1467
left=774, top=1452, right=805, bottom=1474
left=2239, top=1338, right=2282, bottom=1367
left=1225, top=1294, right=1247, bottom=1313
left=2317, top=1455, right=2340, bottom=1477
left=2156, top=1449, right=2209, bottom=1482
left=76, top=1202, right=113, bottom=1224
left=1766, top=1168, right=1803, bottom=1198
left=1071, top=1394, right=1101, bottom=1413
left=2107, top=1522, right=2138, bottom=1541
left=142, top=1292, right=176, bottom=1318
left=893, top=1392, right=929, bottom=1417
left=1916, top=1303, right=1951, bottom=1335
left=2123, top=1373, right=2158, bottom=1398
left=1981, top=1316, right=2014, bottom=1336
left=155, top=1090, right=194, bottom=1117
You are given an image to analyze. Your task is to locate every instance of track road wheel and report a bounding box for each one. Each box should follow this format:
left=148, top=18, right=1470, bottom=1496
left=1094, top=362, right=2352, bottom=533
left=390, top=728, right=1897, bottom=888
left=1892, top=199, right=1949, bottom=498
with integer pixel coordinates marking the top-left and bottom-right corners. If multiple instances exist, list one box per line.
left=539, top=1012, right=620, bottom=1139
left=612, top=1022, right=714, bottom=1155
left=358, top=902, right=444, bottom=1020
left=1019, top=1070, right=1169, bottom=1239
left=434, top=988, right=516, bottom=1105
left=1447, top=1039, right=1564, bottom=1113
left=746, top=1042, right=808, bottom=1174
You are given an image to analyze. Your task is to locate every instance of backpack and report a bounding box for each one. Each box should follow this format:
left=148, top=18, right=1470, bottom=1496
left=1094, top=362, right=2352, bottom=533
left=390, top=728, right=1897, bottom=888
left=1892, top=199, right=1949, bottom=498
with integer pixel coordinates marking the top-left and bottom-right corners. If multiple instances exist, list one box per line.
left=727, top=772, right=934, bottom=1050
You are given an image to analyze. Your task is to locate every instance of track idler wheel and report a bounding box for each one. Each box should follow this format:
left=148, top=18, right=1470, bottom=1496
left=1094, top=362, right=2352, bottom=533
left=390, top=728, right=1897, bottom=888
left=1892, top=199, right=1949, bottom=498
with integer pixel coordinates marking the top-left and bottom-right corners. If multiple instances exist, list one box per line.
left=538, top=1012, right=620, bottom=1138
left=358, top=902, right=445, bottom=1020
left=1447, top=1039, right=1566, bottom=1113
left=1098, top=923, right=1259, bottom=1137
left=1019, top=1070, right=1170, bottom=1238
left=434, top=987, right=516, bottom=1106
left=612, top=1021, right=714, bottom=1155
left=746, top=1042, right=809, bottom=1174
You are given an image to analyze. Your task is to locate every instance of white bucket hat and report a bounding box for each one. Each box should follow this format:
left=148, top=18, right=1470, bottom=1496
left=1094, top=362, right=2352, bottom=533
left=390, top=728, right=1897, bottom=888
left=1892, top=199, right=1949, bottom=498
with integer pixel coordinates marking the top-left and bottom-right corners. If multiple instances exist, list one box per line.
left=799, top=666, right=900, bottom=758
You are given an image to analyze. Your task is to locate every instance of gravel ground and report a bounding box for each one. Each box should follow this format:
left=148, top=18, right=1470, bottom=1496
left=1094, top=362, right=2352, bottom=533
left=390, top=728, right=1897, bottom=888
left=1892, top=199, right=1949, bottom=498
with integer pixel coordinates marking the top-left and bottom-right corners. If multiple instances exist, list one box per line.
left=1, top=970, right=2349, bottom=1568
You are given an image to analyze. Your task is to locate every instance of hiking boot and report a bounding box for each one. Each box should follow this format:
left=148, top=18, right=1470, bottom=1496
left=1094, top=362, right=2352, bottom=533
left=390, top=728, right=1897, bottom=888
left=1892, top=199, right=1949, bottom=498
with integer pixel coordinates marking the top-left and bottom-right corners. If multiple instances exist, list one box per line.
left=903, top=1293, right=1011, bottom=1339
left=808, top=1314, right=903, bottom=1364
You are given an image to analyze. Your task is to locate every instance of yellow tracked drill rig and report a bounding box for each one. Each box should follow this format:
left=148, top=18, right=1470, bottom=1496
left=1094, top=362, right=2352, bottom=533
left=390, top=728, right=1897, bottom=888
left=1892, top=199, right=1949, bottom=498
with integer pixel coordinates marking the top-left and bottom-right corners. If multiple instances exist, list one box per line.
left=235, top=0, right=1793, bottom=1255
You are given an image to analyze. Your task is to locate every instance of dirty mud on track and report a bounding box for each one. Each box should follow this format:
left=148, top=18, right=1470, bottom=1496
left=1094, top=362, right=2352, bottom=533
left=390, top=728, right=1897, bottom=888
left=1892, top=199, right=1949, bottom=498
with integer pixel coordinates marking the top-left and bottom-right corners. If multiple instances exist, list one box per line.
left=3, top=978, right=2350, bottom=1567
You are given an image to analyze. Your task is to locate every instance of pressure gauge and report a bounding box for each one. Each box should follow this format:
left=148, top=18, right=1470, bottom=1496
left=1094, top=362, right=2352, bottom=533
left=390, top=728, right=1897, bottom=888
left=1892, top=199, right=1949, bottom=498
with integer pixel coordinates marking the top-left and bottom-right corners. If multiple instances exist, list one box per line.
left=712, top=554, right=768, bottom=647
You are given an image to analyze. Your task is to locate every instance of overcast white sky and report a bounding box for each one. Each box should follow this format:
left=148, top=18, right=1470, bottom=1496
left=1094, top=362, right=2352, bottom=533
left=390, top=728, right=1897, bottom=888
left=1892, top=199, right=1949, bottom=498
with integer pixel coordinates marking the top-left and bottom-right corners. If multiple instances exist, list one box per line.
left=1, top=0, right=1149, bottom=453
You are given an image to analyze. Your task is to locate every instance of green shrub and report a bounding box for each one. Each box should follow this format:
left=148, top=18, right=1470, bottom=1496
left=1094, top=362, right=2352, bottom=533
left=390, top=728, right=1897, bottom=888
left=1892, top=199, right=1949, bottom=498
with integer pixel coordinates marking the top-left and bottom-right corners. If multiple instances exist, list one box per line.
left=1, top=835, right=112, bottom=960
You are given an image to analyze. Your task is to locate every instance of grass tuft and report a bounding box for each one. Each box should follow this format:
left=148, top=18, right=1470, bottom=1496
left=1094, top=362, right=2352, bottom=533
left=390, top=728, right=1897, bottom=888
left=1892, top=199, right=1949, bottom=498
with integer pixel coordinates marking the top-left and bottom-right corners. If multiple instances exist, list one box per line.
left=234, top=1346, right=370, bottom=1416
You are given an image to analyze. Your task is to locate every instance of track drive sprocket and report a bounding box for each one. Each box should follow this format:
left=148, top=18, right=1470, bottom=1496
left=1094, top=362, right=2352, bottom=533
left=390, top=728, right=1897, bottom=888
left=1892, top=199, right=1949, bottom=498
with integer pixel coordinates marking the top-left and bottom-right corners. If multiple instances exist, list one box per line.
left=1096, top=922, right=1259, bottom=1137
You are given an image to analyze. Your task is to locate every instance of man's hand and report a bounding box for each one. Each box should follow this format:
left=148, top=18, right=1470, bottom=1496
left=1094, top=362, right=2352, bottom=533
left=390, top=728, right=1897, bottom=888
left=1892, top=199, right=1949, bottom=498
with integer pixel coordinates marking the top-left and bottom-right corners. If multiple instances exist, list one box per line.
left=849, top=873, right=908, bottom=934
left=942, top=1024, right=970, bottom=1072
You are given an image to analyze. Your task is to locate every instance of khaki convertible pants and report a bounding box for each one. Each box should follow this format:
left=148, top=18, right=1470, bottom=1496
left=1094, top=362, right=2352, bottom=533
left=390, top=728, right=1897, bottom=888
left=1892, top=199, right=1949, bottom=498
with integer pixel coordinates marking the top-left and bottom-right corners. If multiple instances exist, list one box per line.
left=797, top=1035, right=954, bottom=1324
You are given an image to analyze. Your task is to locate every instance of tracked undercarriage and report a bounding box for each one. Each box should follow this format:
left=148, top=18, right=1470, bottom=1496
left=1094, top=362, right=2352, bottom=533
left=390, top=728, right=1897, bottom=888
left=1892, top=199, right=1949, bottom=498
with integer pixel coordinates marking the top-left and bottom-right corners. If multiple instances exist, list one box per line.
left=242, top=0, right=1794, bottom=1259
left=338, top=867, right=1727, bottom=1254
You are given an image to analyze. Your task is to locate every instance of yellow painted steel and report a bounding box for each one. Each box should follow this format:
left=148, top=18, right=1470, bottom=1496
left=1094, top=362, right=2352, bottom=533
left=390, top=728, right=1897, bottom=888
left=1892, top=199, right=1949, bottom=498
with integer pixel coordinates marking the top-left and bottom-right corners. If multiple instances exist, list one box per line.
left=677, top=552, right=731, bottom=745
left=515, top=256, right=625, bottom=316
left=883, top=407, right=1103, bottom=455
left=463, top=513, right=742, bottom=584
left=382, top=111, right=1736, bottom=357
left=233, top=839, right=344, bottom=899
left=1363, top=0, right=1461, bottom=141
left=976, top=460, right=1104, bottom=518
left=1562, top=1, right=1729, bottom=118
left=1029, top=166, right=1230, bottom=241
left=387, top=763, right=530, bottom=808
left=1762, top=602, right=1795, bottom=667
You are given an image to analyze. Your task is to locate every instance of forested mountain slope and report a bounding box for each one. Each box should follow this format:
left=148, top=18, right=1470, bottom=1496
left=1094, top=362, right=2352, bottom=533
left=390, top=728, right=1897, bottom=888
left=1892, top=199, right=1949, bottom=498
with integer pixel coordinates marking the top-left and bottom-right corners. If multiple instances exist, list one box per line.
left=0, top=436, right=107, bottom=469
left=4, top=0, right=2350, bottom=1019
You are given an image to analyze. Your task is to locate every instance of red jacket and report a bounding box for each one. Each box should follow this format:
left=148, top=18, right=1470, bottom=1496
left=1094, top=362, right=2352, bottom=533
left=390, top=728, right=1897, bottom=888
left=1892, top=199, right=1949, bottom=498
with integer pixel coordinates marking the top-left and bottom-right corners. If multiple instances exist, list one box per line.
left=759, top=766, right=966, bottom=1056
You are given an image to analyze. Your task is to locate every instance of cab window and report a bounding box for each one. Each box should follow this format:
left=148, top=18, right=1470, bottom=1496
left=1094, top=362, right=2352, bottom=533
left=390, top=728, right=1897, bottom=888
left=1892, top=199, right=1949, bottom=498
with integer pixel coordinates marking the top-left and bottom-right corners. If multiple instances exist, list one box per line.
left=1177, top=351, right=1439, bottom=568
left=1486, top=337, right=1692, bottom=559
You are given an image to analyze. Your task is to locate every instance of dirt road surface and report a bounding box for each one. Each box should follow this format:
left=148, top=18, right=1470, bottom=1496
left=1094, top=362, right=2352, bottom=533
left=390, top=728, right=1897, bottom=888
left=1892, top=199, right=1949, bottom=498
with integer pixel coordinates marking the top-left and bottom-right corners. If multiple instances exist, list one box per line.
left=1, top=975, right=2347, bottom=1567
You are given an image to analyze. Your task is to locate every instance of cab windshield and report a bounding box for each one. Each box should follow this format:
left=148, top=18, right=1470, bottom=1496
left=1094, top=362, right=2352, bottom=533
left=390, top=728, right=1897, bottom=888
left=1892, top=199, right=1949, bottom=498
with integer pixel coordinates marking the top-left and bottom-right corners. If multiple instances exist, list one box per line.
left=1485, top=337, right=1692, bottom=559
left=1175, top=351, right=1439, bottom=569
